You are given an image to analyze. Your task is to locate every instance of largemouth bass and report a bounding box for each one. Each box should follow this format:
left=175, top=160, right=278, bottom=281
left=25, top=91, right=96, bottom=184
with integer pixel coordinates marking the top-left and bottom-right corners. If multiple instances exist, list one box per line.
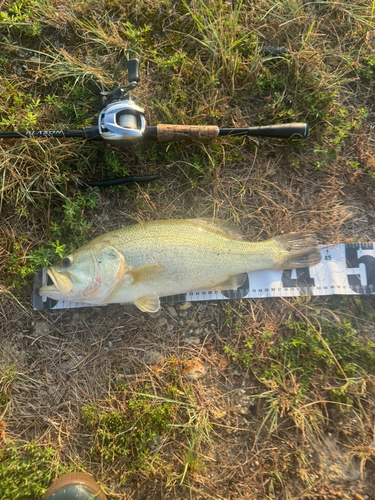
left=39, top=218, right=321, bottom=312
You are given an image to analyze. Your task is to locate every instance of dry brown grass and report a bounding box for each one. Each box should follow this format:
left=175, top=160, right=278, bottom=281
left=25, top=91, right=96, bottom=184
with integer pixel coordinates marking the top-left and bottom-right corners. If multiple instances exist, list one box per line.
left=1, top=0, right=375, bottom=498
left=2, top=294, right=375, bottom=499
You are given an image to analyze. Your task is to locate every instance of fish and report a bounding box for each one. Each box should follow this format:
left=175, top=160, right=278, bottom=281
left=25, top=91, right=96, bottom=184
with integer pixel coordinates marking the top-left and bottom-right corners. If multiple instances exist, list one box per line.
left=39, top=218, right=321, bottom=312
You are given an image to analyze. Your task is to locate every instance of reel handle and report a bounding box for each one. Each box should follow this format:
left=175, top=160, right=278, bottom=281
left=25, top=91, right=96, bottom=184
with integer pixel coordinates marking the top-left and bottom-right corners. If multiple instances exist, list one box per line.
left=128, top=58, right=140, bottom=83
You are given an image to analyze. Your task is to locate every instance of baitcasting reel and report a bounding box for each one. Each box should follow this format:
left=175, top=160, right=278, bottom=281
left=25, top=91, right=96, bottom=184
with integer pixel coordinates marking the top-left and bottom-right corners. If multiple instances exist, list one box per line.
left=98, top=59, right=146, bottom=146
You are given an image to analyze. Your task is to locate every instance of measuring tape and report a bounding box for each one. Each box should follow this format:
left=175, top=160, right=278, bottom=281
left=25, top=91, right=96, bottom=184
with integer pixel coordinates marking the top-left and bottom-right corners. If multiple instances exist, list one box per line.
left=32, top=243, right=375, bottom=311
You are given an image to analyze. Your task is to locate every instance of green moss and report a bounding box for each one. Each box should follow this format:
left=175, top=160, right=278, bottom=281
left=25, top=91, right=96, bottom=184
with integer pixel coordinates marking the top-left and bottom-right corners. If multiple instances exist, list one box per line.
left=82, top=393, right=175, bottom=467
left=0, top=441, right=77, bottom=500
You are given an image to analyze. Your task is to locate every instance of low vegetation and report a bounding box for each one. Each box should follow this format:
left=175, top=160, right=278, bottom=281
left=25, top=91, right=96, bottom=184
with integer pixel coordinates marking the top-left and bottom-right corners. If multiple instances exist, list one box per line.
left=1, top=0, right=375, bottom=498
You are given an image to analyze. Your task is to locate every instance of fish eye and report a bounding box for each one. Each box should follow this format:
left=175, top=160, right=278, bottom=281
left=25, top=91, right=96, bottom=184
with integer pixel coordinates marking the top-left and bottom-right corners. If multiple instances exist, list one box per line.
left=62, top=257, right=72, bottom=268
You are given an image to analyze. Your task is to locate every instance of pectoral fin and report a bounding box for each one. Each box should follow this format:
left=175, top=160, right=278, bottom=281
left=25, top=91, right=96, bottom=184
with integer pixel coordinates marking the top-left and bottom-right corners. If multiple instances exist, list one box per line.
left=128, top=263, right=165, bottom=284
left=134, top=293, right=161, bottom=313
left=211, top=273, right=247, bottom=291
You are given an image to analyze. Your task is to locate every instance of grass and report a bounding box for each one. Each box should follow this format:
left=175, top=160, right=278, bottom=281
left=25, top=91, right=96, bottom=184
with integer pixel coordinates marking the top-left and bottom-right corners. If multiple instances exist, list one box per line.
left=81, top=390, right=176, bottom=469
left=0, top=359, right=18, bottom=420
left=224, top=307, right=375, bottom=440
left=6, top=189, right=98, bottom=289
left=1, top=0, right=375, bottom=498
left=79, top=370, right=213, bottom=486
left=0, top=440, right=77, bottom=500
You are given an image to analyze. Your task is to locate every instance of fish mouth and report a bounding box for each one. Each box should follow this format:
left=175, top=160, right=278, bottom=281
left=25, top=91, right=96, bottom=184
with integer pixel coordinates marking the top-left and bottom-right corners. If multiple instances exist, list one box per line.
left=39, top=267, right=73, bottom=296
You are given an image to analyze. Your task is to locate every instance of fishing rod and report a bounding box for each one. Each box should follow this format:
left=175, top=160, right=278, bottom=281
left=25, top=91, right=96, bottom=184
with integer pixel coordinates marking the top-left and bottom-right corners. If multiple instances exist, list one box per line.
left=0, top=58, right=307, bottom=185
left=0, top=58, right=308, bottom=144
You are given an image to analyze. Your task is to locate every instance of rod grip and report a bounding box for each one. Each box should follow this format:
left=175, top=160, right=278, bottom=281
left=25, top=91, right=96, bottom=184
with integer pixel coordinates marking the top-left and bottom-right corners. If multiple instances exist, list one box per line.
left=157, top=124, right=219, bottom=142
left=249, top=123, right=308, bottom=138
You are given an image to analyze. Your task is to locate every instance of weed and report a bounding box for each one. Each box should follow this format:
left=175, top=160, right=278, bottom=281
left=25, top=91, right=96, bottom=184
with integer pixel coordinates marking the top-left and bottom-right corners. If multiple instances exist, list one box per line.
left=0, top=0, right=41, bottom=37
left=331, top=380, right=361, bottom=407
left=7, top=239, right=66, bottom=289
left=0, top=359, right=18, bottom=393
left=97, top=149, right=130, bottom=181
left=51, top=10, right=153, bottom=58
left=82, top=392, right=175, bottom=468
left=172, top=406, right=212, bottom=485
left=360, top=53, right=375, bottom=79
left=226, top=318, right=375, bottom=389
left=180, top=0, right=256, bottom=84
left=223, top=301, right=248, bottom=333
left=225, top=315, right=375, bottom=436
left=0, top=86, right=42, bottom=131
left=338, top=296, right=375, bottom=323
left=81, top=373, right=212, bottom=486
left=4, top=187, right=98, bottom=289
left=278, top=318, right=375, bottom=381
left=224, top=333, right=254, bottom=365
left=45, top=83, right=96, bottom=128
left=0, top=359, right=17, bottom=418
left=313, top=107, right=368, bottom=169
left=50, top=190, right=99, bottom=247
left=0, top=440, right=77, bottom=500
left=0, top=392, right=10, bottom=421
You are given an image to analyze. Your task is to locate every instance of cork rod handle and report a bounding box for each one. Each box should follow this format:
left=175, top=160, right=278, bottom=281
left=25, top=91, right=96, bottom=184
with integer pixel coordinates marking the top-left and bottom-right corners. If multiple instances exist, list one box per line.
left=156, top=125, right=219, bottom=142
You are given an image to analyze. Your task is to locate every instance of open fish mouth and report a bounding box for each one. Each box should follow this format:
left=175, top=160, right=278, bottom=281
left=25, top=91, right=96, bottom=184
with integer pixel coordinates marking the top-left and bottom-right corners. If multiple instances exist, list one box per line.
left=39, top=267, right=73, bottom=296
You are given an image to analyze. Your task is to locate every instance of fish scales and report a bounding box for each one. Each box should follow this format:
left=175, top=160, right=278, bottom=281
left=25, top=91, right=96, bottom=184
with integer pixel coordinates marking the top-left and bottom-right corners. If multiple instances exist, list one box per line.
left=39, top=219, right=321, bottom=312
left=100, top=221, right=273, bottom=294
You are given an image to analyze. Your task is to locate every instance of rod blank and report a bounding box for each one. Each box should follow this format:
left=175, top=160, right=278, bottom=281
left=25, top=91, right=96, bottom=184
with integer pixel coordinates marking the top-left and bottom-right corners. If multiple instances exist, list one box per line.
left=0, top=126, right=101, bottom=140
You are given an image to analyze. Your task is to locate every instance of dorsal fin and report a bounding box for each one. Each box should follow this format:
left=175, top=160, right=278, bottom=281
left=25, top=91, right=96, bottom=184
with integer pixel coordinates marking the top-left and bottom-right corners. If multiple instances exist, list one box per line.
left=187, top=218, right=243, bottom=240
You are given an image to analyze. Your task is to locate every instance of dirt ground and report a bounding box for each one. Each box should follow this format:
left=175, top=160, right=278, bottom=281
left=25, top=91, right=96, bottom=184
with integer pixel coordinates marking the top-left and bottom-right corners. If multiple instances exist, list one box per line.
left=2, top=296, right=375, bottom=500
left=2, top=151, right=375, bottom=498
left=1, top=0, right=375, bottom=499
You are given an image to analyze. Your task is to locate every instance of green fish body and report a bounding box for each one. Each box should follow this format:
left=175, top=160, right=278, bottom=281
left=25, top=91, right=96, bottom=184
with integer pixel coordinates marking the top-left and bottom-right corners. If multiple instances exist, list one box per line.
left=39, top=219, right=321, bottom=312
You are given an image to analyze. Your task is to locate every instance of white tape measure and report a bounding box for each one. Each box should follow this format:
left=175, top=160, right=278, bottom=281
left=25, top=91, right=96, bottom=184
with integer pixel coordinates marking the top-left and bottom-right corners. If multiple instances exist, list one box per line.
left=33, top=243, right=375, bottom=311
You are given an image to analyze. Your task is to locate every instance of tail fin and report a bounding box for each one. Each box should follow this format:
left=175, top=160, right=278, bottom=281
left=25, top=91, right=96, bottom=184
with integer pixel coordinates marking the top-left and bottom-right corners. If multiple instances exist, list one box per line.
left=274, top=232, right=321, bottom=269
